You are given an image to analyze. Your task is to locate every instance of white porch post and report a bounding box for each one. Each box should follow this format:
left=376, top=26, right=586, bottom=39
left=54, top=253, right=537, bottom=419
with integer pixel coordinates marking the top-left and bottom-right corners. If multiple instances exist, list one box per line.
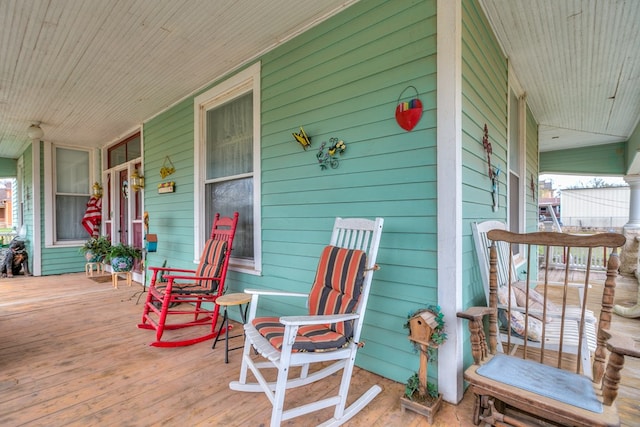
left=614, top=174, right=640, bottom=317
left=436, top=0, right=463, bottom=403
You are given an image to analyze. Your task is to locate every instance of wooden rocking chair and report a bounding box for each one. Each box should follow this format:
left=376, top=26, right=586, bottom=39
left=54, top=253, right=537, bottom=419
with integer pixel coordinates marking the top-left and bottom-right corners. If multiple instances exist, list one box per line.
left=138, top=212, right=238, bottom=347
left=472, top=221, right=597, bottom=378
left=229, top=217, right=384, bottom=427
left=458, top=229, right=639, bottom=426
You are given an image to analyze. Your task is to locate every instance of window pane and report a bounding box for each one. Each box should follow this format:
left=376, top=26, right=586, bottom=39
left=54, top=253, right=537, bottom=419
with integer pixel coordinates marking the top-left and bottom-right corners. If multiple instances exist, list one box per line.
left=509, top=172, right=520, bottom=254
left=127, top=136, right=141, bottom=161
left=56, top=148, right=89, bottom=193
left=56, top=195, right=90, bottom=240
left=206, top=93, right=253, bottom=180
left=509, top=90, right=520, bottom=174
left=108, top=144, right=127, bottom=168
left=205, top=178, right=253, bottom=259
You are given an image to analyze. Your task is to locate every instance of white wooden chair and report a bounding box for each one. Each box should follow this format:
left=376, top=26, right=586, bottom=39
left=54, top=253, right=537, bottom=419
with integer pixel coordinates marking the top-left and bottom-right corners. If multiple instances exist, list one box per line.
left=472, top=220, right=597, bottom=378
left=229, top=217, right=383, bottom=427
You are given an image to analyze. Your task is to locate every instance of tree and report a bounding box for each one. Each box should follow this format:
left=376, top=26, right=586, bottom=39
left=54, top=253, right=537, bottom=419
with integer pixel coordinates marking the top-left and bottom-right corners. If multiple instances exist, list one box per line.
left=566, top=177, right=624, bottom=189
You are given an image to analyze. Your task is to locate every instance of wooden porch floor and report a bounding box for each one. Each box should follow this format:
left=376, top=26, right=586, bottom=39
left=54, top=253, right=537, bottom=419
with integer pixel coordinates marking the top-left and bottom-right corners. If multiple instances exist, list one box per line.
left=0, top=271, right=638, bottom=426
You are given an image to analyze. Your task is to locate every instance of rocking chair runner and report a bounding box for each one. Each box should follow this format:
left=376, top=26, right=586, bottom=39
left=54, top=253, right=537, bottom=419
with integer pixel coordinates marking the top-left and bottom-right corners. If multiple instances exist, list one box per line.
left=229, top=217, right=384, bottom=427
left=458, top=229, right=639, bottom=427
left=138, top=212, right=238, bottom=347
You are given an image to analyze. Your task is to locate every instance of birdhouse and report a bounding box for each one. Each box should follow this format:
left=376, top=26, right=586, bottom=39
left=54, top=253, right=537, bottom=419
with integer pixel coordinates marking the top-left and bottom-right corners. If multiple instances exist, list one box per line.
left=408, top=310, right=439, bottom=346
left=145, top=234, right=158, bottom=252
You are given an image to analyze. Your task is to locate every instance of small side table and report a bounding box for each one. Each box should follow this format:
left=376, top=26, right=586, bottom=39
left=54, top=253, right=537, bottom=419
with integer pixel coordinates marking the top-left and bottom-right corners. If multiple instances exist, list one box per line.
left=111, top=271, right=132, bottom=289
left=85, top=262, right=104, bottom=276
left=212, top=292, right=252, bottom=363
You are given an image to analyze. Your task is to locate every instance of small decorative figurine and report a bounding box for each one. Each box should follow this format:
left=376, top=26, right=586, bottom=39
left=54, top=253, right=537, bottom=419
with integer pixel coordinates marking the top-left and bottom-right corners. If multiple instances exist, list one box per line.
left=292, top=126, right=311, bottom=150
left=317, top=138, right=346, bottom=170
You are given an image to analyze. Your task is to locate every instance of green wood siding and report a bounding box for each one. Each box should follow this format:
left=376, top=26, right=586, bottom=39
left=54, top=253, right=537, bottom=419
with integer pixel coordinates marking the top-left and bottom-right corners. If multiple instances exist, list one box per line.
left=141, top=0, right=438, bottom=385
left=0, top=158, right=17, bottom=176
left=461, top=0, right=508, bottom=314
left=143, top=98, right=197, bottom=277
left=525, top=105, right=539, bottom=232
left=626, top=122, right=640, bottom=172
left=22, top=145, right=34, bottom=265
left=257, top=0, right=438, bottom=383
left=540, top=142, right=626, bottom=175
left=460, top=0, right=508, bottom=369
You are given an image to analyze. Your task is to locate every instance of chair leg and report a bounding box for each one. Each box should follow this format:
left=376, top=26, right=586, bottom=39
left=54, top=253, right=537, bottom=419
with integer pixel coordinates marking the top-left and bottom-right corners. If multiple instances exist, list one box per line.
left=270, top=367, right=290, bottom=427
left=333, top=353, right=356, bottom=420
left=140, top=290, right=153, bottom=322
left=580, top=338, right=592, bottom=379
left=237, top=336, right=250, bottom=384
left=155, top=299, right=171, bottom=342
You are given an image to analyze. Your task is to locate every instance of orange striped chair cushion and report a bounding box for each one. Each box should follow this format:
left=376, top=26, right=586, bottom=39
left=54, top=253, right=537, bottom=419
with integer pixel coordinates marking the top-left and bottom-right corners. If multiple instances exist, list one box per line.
left=173, top=239, right=227, bottom=294
left=253, top=245, right=366, bottom=352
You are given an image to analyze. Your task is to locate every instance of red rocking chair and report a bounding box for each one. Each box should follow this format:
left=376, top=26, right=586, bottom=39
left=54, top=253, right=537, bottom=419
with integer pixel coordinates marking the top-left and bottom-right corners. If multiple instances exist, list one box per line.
left=138, top=212, right=238, bottom=347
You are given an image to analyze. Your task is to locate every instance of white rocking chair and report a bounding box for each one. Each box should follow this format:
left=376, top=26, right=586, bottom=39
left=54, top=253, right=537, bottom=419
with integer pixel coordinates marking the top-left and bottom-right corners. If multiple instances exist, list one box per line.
left=229, top=217, right=384, bottom=426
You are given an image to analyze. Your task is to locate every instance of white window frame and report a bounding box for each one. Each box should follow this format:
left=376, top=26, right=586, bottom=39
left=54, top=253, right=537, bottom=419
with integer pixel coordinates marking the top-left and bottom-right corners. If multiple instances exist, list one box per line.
left=44, top=142, right=99, bottom=247
left=507, top=64, right=527, bottom=263
left=193, top=62, right=261, bottom=274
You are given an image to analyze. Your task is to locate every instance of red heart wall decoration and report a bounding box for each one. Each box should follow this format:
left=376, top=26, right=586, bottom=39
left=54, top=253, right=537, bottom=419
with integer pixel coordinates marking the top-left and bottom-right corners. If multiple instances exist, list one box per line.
left=395, top=86, right=423, bottom=131
left=395, top=99, right=423, bottom=131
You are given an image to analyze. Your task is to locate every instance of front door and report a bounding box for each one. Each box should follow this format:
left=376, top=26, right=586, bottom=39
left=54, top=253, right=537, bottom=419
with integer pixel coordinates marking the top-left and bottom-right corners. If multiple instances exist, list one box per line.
left=118, top=168, right=130, bottom=245
left=103, top=164, right=143, bottom=277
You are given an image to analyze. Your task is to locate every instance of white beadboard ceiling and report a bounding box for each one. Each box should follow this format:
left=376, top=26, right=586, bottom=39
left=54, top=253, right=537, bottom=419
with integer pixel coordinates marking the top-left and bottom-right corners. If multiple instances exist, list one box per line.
left=0, top=1, right=639, bottom=160
left=481, top=0, right=640, bottom=153
left=0, top=0, right=357, bottom=159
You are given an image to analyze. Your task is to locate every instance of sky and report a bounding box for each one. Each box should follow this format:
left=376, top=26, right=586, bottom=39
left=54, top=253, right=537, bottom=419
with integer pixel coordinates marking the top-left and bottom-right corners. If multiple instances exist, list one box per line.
left=539, top=174, right=627, bottom=190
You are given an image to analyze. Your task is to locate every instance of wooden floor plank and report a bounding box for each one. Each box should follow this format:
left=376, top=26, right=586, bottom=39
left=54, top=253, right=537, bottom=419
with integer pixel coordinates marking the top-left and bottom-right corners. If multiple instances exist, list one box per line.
left=0, top=271, right=637, bottom=426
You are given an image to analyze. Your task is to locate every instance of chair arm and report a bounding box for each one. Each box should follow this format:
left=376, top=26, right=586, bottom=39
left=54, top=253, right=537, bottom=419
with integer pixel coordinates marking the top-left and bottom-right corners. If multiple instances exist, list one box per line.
left=244, top=288, right=309, bottom=322
left=279, top=313, right=359, bottom=326
left=148, top=266, right=196, bottom=275
left=244, top=288, right=308, bottom=298
left=163, top=274, right=220, bottom=282
left=458, top=307, right=496, bottom=364
left=604, top=329, right=640, bottom=358
left=601, top=329, right=640, bottom=405
left=457, top=306, right=494, bottom=322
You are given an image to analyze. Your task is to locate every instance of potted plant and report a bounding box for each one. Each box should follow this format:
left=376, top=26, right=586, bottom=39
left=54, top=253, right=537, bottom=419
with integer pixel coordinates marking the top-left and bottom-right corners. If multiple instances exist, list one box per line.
left=105, top=243, right=142, bottom=272
left=400, top=305, right=448, bottom=423
left=79, top=236, right=112, bottom=263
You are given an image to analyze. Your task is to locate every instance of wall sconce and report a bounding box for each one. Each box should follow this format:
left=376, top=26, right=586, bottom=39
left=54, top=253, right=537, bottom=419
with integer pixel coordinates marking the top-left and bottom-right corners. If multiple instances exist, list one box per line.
left=27, top=122, right=44, bottom=140
left=92, top=182, right=103, bottom=198
left=130, top=170, right=145, bottom=191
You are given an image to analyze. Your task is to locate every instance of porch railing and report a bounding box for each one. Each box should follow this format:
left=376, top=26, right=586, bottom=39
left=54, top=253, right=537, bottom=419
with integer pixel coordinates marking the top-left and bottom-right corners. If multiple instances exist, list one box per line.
left=538, top=243, right=613, bottom=271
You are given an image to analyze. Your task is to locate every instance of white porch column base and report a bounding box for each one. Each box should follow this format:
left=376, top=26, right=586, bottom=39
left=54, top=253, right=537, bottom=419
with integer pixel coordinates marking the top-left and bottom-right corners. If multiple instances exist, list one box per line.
left=619, top=175, right=640, bottom=275
left=614, top=175, right=640, bottom=317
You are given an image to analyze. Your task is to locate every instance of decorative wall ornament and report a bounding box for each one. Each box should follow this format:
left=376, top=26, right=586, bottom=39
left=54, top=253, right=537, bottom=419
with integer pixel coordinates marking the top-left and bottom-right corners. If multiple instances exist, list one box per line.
left=395, top=86, right=423, bottom=131
left=531, top=174, right=536, bottom=201
left=158, top=181, right=175, bottom=194
left=122, top=180, right=129, bottom=199
left=482, top=124, right=501, bottom=212
left=316, top=138, right=346, bottom=170
left=292, top=126, right=311, bottom=150
left=160, top=156, right=175, bottom=179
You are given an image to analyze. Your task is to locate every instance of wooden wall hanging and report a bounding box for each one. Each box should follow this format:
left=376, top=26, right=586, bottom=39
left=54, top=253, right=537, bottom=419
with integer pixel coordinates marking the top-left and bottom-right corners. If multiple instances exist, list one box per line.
left=482, top=124, right=500, bottom=212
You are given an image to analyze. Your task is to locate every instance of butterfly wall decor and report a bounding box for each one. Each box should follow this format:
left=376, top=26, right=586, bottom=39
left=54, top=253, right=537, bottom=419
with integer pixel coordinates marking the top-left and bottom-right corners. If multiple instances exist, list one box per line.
left=292, top=126, right=311, bottom=150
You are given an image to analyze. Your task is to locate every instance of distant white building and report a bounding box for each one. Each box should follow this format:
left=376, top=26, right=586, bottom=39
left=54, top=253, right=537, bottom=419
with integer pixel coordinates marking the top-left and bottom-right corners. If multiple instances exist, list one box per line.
left=560, top=186, right=629, bottom=231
